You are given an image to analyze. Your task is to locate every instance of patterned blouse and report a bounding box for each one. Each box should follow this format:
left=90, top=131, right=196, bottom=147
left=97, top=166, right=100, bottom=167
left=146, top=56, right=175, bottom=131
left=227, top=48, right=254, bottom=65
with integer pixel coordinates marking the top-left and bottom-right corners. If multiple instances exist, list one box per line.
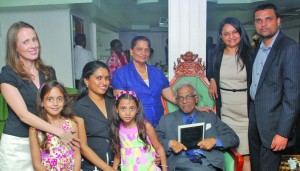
left=106, top=51, right=128, bottom=76
left=37, top=119, right=74, bottom=171
left=119, top=122, right=161, bottom=171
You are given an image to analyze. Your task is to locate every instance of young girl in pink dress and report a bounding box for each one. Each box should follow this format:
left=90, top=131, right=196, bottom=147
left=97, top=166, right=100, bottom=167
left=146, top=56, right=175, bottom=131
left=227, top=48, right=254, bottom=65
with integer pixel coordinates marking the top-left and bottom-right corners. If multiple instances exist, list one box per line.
left=29, top=80, right=81, bottom=171
left=110, top=90, right=168, bottom=171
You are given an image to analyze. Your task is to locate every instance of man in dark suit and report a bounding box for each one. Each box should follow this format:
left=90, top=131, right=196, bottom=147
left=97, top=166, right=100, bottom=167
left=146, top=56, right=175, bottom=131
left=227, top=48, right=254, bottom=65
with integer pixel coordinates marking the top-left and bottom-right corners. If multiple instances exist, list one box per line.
left=156, top=83, right=239, bottom=171
left=249, top=3, right=300, bottom=171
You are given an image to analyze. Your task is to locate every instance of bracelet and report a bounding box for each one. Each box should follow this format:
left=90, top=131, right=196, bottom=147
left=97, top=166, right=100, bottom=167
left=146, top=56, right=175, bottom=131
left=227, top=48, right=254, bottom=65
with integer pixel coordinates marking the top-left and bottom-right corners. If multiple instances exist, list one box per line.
left=210, top=78, right=215, bottom=81
left=161, top=165, right=168, bottom=167
left=60, top=130, right=66, bottom=139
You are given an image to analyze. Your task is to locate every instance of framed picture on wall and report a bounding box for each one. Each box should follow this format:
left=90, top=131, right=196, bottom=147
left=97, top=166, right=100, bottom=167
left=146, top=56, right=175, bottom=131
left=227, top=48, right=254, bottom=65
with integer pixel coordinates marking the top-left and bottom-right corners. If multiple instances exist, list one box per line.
left=72, top=16, right=84, bottom=36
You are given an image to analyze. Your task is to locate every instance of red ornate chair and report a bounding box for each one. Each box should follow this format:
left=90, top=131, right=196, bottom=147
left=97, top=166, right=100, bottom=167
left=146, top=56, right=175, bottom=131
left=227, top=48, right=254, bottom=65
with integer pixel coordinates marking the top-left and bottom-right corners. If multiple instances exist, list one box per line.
left=163, top=51, right=214, bottom=114
left=162, top=51, right=244, bottom=171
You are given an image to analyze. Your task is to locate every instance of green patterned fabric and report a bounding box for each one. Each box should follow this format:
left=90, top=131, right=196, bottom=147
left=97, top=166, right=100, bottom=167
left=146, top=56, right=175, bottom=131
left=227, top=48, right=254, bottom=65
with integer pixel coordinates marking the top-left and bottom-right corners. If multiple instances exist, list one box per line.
left=119, top=123, right=159, bottom=170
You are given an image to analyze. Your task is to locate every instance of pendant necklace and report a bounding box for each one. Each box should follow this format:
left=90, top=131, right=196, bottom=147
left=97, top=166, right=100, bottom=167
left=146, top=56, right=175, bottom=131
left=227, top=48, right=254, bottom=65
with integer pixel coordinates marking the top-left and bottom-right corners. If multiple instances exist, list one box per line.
left=136, top=65, right=148, bottom=76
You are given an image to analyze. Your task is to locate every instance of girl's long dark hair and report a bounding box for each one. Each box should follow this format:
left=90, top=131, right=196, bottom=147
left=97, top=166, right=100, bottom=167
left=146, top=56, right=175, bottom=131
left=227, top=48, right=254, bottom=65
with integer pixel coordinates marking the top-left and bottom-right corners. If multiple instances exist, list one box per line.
left=36, top=80, right=74, bottom=152
left=110, top=94, right=150, bottom=154
left=216, top=17, right=253, bottom=70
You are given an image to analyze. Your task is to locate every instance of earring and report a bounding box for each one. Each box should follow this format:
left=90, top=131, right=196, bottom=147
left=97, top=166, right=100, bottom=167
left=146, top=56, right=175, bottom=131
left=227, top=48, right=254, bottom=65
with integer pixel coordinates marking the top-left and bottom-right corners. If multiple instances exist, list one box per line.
left=86, top=84, right=89, bottom=88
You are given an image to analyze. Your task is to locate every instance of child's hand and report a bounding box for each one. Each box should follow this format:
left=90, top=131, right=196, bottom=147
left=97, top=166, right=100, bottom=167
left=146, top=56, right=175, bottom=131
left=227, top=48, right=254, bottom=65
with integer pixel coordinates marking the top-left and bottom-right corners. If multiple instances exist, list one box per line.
left=154, top=153, right=161, bottom=166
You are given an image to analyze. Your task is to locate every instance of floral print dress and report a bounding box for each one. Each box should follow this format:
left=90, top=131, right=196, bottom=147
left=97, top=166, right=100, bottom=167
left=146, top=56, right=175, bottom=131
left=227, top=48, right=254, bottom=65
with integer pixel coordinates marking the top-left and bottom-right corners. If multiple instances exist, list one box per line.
left=119, top=122, right=161, bottom=171
left=37, top=119, right=74, bottom=171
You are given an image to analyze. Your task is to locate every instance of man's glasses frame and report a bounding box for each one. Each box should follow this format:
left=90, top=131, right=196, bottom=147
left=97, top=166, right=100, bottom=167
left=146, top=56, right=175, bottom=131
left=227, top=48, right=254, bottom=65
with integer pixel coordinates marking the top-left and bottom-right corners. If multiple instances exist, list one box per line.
left=176, top=94, right=197, bottom=102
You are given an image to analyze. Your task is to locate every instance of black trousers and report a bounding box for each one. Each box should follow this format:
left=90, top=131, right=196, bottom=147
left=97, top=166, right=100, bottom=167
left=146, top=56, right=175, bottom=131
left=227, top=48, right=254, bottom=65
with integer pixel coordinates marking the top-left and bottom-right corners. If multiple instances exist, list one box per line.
left=248, top=103, right=282, bottom=171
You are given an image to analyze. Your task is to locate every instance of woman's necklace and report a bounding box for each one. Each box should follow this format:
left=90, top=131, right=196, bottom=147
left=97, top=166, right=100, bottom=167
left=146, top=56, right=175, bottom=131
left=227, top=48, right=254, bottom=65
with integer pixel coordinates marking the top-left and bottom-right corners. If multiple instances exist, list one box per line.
left=31, top=73, right=36, bottom=80
left=30, top=69, right=38, bottom=80
left=136, top=65, right=148, bottom=76
left=26, top=66, right=38, bottom=80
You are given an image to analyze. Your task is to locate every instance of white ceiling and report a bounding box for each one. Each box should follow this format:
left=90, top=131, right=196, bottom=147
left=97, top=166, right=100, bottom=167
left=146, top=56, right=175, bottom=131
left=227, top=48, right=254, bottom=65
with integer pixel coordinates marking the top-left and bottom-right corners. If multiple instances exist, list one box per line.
left=0, top=0, right=300, bottom=32
left=70, top=0, right=168, bottom=32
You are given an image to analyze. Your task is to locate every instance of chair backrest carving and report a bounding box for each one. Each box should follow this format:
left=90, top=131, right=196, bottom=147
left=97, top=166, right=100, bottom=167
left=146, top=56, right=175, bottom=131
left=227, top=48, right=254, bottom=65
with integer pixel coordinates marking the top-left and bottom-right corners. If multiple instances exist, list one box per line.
left=173, top=51, right=206, bottom=78
left=163, top=51, right=214, bottom=114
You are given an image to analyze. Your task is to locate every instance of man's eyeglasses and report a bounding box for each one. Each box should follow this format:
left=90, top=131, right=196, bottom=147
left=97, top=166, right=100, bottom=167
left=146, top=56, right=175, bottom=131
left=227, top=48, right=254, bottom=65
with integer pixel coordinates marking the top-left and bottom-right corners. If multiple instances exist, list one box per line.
left=176, top=94, right=196, bottom=102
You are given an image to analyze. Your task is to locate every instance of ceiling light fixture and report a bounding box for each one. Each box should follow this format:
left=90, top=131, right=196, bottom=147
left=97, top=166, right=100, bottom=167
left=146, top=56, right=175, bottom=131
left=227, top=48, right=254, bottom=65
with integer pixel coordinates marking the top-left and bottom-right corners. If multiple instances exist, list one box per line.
left=137, top=0, right=159, bottom=4
left=159, top=17, right=168, bottom=27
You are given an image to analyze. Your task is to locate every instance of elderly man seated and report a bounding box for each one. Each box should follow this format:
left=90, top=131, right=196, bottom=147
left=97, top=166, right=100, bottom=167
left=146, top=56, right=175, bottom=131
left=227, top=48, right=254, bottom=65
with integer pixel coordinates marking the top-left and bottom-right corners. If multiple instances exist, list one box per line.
left=156, top=83, right=239, bottom=171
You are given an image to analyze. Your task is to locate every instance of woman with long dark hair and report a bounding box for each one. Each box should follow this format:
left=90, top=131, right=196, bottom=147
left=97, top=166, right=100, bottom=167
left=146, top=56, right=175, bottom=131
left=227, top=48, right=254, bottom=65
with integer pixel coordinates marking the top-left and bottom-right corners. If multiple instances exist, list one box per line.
left=110, top=91, right=167, bottom=170
left=30, top=80, right=81, bottom=171
left=72, top=61, right=115, bottom=171
left=207, top=17, right=253, bottom=171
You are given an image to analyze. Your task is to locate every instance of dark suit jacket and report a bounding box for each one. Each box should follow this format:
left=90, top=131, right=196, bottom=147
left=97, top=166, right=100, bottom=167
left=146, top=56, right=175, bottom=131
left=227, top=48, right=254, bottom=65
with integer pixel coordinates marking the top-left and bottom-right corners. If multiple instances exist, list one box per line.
left=72, top=95, right=114, bottom=170
left=155, top=110, right=239, bottom=170
left=249, top=31, right=300, bottom=148
left=206, top=50, right=252, bottom=117
left=206, top=44, right=216, bottom=72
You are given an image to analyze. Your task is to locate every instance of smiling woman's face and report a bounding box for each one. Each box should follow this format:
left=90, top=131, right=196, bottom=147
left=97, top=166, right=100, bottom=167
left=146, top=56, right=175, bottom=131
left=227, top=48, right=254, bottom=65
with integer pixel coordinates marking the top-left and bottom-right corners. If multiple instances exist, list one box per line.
left=84, top=67, right=110, bottom=96
left=130, top=40, right=150, bottom=64
left=16, top=27, right=40, bottom=63
left=221, top=24, right=241, bottom=49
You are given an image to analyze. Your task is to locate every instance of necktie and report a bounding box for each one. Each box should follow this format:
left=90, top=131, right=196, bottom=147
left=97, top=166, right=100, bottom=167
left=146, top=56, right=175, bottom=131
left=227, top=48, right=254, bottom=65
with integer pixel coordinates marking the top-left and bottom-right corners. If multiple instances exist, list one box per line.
left=186, top=116, right=193, bottom=124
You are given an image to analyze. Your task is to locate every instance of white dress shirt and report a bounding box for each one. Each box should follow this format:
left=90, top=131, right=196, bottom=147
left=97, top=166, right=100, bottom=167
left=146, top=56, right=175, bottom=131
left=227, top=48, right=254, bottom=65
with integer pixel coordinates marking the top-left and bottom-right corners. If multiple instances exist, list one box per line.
left=74, top=45, right=95, bottom=80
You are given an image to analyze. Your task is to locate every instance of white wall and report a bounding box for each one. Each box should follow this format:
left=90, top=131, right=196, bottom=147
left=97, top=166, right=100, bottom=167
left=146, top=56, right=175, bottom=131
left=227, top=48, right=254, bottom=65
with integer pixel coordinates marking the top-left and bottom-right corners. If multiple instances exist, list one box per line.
left=0, top=9, right=74, bottom=87
left=96, top=26, right=119, bottom=62
left=168, top=0, right=207, bottom=79
left=283, top=28, right=299, bottom=43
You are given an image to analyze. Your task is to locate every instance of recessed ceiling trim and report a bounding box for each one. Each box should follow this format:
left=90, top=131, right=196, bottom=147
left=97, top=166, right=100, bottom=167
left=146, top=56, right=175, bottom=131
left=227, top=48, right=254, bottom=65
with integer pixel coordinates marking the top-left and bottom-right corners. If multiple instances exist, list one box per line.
left=0, top=0, right=93, bottom=7
left=207, top=0, right=267, bottom=4
left=131, top=24, right=150, bottom=30
left=136, top=0, right=158, bottom=4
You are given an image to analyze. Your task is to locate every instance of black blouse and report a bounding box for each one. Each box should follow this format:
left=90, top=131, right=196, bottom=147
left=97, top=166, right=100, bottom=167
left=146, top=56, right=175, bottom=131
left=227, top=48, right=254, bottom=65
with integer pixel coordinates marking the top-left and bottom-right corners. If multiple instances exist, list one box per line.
left=72, top=95, right=114, bottom=170
left=0, top=66, right=56, bottom=137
